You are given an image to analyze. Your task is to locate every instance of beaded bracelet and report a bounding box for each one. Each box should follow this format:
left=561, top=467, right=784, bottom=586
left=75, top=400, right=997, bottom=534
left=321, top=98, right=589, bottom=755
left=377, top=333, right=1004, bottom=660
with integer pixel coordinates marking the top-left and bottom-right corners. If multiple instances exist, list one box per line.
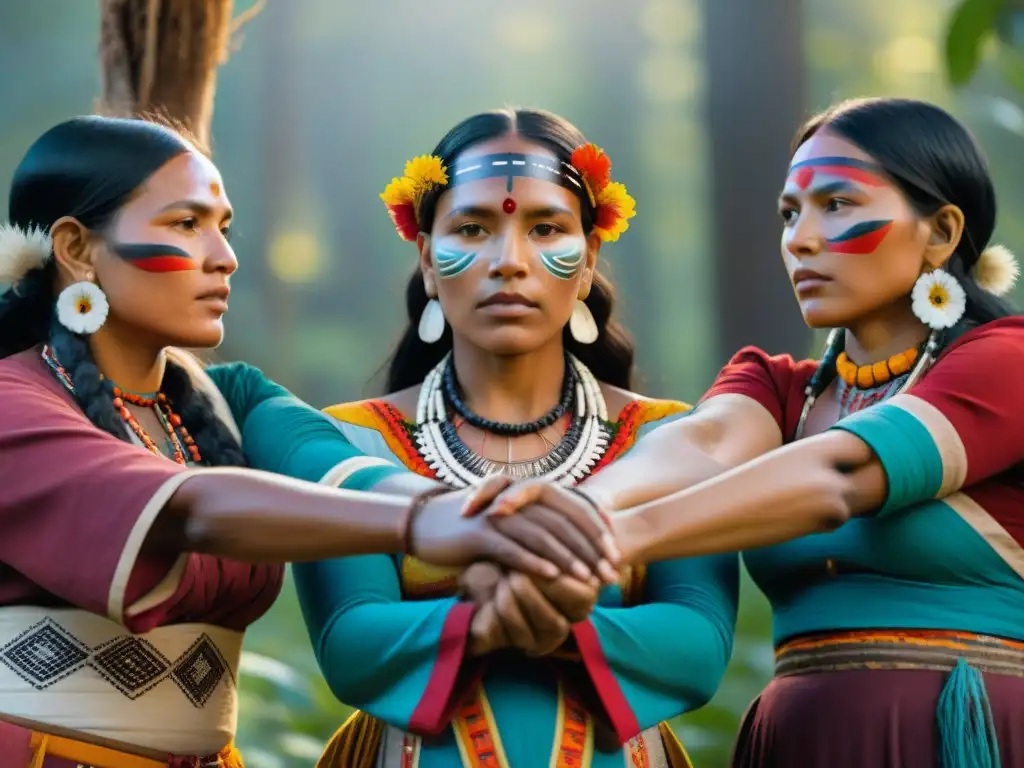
left=400, top=486, right=452, bottom=554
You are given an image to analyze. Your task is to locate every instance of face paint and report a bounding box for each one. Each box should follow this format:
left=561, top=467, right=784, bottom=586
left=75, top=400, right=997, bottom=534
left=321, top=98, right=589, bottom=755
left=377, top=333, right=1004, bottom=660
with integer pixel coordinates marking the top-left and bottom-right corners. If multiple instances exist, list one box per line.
left=539, top=245, right=584, bottom=280
left=210, top=182, right=221, bottom=196
left=451, top=153, right=586, bottom=198
left=112, top=243, right=196, bottom=272
left=826, top=220, right=893, bottom=254
left=502, top=197, right=517, bottom=214
left=434, top=247, right=477, bottom=279
left=787, top=156, right=887, bottom=189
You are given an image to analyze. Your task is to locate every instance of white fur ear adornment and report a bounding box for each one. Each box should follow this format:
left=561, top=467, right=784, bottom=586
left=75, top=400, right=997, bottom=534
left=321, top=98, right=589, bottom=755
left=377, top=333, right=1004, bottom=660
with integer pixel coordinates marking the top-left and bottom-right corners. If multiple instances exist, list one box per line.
left=0, top=223, right=52, bottom=286
left=974, top=244, right=1019, bottom=297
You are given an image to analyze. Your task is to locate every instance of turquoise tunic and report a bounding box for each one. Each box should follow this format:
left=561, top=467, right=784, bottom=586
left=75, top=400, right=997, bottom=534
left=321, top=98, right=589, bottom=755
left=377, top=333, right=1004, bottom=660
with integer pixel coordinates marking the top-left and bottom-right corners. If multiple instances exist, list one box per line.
left=288, top=399, right=738, bottom=768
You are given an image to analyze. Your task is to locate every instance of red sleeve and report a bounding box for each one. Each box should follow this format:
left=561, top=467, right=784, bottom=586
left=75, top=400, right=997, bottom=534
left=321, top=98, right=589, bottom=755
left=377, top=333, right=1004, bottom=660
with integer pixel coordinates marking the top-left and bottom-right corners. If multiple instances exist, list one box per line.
left=905, top=317, right=1024, bottom=486
left=0, top=368, right=196, bottom=624
left=699, top=346, right=815, bottom=439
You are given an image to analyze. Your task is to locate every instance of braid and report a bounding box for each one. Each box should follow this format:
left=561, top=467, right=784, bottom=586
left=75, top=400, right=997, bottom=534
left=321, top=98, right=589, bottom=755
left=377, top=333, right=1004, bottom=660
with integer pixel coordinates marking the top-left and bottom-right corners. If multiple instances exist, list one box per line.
left=807, top=329, right=845, bottom=400
left=47, top=314, right=125, bottom=440
left=162, top=360, right=247, bottom=468
left=0, top=266, right=56, bottom=358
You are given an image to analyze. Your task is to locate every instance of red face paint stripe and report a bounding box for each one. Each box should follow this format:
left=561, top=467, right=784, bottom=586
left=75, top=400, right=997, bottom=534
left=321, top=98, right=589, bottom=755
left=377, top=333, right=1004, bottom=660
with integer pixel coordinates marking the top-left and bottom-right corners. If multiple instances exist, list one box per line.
left=128, top=255, right=197, bottom=273
left=794, top=167, right=814, bottom=189
left=112, top=242, right=196, bottom=272
left=813, top=165, right=886, bottom=186
left=828, top=220, right=893, bottom=254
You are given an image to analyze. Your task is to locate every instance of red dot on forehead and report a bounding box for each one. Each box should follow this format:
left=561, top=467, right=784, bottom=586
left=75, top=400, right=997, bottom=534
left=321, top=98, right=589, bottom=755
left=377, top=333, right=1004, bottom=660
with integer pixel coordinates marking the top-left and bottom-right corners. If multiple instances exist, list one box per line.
left=502, top=197, right=517, bottom=214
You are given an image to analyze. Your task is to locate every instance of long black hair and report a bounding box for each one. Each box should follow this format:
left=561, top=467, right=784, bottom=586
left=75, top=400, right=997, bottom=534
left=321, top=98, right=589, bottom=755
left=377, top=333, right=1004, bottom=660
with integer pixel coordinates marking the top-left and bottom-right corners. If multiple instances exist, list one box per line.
left=0, top=115, right=245, bottom=467
left=793, top=98, right=1018, bottom=398
left=797, top=97, right=1016, bottom=332
left=384, top=108, right=636, bottom=393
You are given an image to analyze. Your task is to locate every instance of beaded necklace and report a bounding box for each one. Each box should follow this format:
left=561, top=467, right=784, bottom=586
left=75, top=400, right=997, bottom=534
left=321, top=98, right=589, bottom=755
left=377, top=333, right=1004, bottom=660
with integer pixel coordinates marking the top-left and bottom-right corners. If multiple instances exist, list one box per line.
left=415, top=353, right=610, bottom=488
left=793, top=329, right=939, bottom=440
left=41, top=345, right=201, bottom=465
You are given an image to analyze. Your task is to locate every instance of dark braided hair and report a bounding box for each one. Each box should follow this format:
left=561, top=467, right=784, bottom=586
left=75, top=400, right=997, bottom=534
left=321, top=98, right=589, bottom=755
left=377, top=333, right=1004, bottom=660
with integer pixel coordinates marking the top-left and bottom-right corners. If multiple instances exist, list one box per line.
left=792, top=98, right=1018, bottom=401
left=384, top=108, right=636, bottom=392
left=0, top=115, right=245, bottom=467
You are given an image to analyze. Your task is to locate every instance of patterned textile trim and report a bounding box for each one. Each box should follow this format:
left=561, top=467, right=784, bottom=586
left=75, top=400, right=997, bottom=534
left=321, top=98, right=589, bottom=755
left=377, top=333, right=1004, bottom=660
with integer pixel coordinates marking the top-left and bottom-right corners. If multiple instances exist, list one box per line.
left=451, top=686, right=510, bottom=768
left=776, top=629, right=1024, bottom=678
left=0, top=607, right=241, bottom=757
left=323, top=401, right=435, bottom=476
left=325, top=399, right=690, bottom=482
left=20, top=728, right=241, bottom=768
left=448, top=683, right=676, bottom=768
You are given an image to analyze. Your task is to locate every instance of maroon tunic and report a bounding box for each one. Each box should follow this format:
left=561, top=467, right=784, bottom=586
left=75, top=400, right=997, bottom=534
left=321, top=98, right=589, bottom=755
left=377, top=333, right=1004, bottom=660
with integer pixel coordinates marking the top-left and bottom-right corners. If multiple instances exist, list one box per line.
left=0, top=349, right=284, bottom=762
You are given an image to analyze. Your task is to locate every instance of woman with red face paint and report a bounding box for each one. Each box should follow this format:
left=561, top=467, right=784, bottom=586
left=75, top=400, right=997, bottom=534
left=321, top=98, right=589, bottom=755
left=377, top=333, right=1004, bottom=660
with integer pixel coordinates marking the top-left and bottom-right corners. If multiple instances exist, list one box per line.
left=293, top=108, right=739, bottom=768
left=0, top=116, right=614, bottom=768
left=484, top=97, right=1024, bottom=765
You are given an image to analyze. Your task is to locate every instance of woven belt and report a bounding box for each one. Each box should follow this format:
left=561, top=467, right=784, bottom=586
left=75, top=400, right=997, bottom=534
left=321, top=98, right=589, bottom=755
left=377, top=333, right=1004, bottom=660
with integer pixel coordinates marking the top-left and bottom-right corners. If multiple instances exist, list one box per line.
left=775, top=629, right=1024, bottom=678
left=23, top=730, right=241, bottom=768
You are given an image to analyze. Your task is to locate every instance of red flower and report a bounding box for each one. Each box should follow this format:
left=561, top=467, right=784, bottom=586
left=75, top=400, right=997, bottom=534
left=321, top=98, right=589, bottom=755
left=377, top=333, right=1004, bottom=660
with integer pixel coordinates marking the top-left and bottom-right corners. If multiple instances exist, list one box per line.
left=387, top=203, right=420, bottom=242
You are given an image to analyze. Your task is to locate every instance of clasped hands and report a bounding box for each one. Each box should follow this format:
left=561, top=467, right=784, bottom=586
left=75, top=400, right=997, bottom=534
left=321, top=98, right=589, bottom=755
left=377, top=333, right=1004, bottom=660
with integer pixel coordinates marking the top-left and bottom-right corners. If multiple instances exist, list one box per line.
left=458, top=477, right=615, bottom=659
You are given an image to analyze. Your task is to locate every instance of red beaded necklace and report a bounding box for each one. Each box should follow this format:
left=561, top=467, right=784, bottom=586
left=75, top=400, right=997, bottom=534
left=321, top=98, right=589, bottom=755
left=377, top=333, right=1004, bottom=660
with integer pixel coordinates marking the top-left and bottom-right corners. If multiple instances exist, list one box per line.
left=42, top=345, right=202, bottom=465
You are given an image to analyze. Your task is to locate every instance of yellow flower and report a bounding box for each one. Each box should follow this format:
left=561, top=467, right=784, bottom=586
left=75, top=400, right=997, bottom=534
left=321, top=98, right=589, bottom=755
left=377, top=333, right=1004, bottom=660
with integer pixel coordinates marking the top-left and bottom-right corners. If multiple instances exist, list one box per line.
left=380, top=176, right=416, bottom=207
left=594, top=182, right=637, bottom=242
left=928, top=282, right=949, bottom=308
left=404, top=155, right=448, bottom=193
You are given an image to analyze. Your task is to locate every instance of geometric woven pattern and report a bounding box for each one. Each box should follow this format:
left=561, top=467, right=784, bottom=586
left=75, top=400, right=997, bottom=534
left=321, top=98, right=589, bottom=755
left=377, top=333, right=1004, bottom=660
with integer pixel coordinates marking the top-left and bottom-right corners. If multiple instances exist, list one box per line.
left=0, top=618, right=231, bottom=707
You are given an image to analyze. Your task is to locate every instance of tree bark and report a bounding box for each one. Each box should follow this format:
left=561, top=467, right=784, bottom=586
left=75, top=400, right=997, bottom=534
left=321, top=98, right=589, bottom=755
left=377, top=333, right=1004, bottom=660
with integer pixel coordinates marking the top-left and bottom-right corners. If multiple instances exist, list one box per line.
left=97, top=0, right=263, bottom=149
left=705, top=0, right=811, bottom=363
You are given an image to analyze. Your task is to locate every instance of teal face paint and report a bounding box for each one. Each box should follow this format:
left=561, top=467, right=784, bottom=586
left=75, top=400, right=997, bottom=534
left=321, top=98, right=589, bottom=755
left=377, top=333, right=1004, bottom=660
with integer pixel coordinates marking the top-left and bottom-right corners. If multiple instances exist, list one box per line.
left=434, top=248, right=477, bottom=279
left=539, top=245, right=584, bottom=279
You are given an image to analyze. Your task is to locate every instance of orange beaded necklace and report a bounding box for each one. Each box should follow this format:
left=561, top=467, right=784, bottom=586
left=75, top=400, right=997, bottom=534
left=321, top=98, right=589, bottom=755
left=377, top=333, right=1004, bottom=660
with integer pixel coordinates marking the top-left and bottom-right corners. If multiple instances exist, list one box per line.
left=835, top=346, right=918, bottom=389
left=42, top=345, right=201, bottom=465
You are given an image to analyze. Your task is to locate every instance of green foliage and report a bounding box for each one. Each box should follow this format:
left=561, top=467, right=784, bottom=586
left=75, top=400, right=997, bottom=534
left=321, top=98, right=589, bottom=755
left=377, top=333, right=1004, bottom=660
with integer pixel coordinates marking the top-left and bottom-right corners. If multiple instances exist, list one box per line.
left=946, top=0, right=1002, bottom=85
left=944, top=0, right=1024, bottom=93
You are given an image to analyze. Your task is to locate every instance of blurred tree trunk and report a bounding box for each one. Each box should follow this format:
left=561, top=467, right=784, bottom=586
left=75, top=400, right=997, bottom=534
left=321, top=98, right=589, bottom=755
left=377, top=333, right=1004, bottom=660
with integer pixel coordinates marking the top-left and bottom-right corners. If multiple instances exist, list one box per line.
left=97, top=0, right=264, bottom=149
left=705, top=0, right=811, bottom=363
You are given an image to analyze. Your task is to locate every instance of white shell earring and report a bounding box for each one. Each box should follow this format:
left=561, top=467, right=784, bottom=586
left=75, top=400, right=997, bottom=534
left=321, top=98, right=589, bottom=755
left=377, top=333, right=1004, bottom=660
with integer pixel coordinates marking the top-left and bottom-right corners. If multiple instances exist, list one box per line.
left=418, top=298, right=446, bottom=343
left=569, top=299, right=598, bottom=344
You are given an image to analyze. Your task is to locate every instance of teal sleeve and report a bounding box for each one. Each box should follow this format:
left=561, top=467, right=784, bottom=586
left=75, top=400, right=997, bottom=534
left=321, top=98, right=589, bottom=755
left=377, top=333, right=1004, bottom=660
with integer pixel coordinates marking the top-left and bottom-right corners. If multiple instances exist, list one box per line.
left=571, top=552, right=739, bottom=742
left=205, top=362, right=405, bottom=489
left=830, top=403, right=944, bottom=515
left=293, top=555, right=478, bottom=735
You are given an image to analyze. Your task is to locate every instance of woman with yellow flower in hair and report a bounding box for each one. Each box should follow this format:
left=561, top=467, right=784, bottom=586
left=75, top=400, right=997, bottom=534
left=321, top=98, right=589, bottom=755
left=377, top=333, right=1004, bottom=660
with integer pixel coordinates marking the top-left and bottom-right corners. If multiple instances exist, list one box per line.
left=290, top=108, right=738, bottom=768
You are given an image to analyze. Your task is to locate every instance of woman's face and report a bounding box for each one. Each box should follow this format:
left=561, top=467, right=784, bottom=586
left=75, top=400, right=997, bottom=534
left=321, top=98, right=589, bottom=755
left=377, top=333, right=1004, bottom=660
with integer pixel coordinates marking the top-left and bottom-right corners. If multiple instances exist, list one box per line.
left=85, top=150, right=237, bottom=349
left=778, top=130, right=933, bottom=329
left=419, top=135, right=599, bottom=356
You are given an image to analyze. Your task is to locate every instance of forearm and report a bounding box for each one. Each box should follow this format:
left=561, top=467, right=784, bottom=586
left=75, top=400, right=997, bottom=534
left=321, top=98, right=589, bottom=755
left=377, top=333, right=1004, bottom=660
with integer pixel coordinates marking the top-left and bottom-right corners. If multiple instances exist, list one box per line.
left=617, top=432, right=876, bottom=562
left=582, top=396, right=782, bottom=511
left=582, top=441, right=727, bottom=511
left=155, top=468, right=408, bottom=562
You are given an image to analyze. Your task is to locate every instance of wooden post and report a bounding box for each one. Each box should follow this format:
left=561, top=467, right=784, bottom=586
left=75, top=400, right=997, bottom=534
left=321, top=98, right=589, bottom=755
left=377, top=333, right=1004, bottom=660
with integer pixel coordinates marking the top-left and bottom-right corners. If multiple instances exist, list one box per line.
left=97, top=0, right=264, bottom=149
left=705, top=0, right=811, bottom=363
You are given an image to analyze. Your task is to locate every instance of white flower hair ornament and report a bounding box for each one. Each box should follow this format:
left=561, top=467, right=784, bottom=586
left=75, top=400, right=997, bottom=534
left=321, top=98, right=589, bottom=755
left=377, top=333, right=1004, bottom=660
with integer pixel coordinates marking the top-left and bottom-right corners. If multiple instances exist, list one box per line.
left=0, top=223, right=52, bottom=286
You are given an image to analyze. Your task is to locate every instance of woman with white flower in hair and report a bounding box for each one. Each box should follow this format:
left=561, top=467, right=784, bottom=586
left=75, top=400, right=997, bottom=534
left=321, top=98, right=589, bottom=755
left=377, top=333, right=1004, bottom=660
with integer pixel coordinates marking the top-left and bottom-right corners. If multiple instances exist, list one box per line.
left=484, top=97, right=1024, bottom=766
left=0, top=116, right=616, bottom=768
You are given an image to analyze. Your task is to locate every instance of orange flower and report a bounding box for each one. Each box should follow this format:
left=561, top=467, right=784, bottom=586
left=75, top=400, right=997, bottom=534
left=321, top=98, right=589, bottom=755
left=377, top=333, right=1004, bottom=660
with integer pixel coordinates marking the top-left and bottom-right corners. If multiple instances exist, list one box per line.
left=570, top=144, right=613, bottom=191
